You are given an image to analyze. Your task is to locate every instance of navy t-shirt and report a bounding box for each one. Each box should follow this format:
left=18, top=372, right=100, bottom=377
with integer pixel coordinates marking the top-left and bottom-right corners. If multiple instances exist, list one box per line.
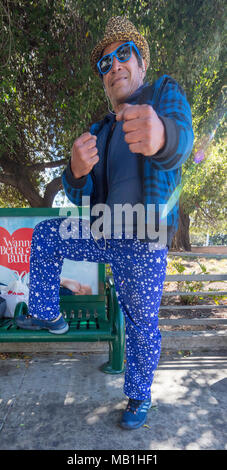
left=104, top=120, right=143, bottom=238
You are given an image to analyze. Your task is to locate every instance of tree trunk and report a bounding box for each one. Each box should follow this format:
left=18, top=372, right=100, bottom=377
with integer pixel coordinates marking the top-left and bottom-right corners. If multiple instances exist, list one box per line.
left=171, top=201, right=191, bottom=251
left=42, top=177, right=63, bottom=207
left=0, top=154, right=63, bottom=207
left=16, top=175, right=63, bottom=207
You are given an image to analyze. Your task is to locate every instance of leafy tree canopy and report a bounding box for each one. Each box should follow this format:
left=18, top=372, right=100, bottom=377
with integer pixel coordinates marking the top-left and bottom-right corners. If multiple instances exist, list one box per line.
left=0, top=0, right=226, bottom=213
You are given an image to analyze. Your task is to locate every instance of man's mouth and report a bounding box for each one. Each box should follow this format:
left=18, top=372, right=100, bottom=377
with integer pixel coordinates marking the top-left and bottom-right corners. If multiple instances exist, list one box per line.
left=111, top=77, right=127, bottom=87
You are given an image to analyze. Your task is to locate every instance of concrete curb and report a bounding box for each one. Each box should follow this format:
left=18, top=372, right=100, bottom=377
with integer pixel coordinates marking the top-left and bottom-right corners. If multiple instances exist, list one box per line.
left=0, top=330, right=226, bottom=353
left=161, top=330, right=227, bottom=351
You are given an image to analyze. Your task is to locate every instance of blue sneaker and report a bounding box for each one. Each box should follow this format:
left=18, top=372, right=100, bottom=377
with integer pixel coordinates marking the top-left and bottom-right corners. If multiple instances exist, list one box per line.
left=15, top=312, right=69, bottom=335
left=120, top=397, right=152, bottom=430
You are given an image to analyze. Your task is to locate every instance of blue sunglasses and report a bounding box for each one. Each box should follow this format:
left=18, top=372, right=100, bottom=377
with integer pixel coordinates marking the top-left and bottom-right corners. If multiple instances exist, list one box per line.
left=97, top=41, right=142, bottom=76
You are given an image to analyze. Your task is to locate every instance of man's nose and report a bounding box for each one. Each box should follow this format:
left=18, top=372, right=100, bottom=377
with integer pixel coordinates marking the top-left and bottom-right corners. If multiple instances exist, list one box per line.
left=110, top=55, right=122, bottom=73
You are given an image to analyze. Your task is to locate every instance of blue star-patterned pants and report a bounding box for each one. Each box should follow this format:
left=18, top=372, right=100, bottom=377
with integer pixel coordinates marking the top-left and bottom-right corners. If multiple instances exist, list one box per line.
left=28, top=217, right=168, bottom=400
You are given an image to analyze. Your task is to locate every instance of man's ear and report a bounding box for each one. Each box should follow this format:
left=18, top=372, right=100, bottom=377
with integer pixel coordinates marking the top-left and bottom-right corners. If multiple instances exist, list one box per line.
left=141, top=59, right=147, bottom=82
left=142, top=59, right=147, bottom=74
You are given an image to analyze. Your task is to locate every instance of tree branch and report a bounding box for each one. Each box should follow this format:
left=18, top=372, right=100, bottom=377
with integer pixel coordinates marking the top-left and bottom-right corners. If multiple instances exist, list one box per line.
left=195, top=202, right=215, bottom=222
left=43, top=176, right=63, bottom=207
left=0, top=171, right=43, bottom=207
left=0, top=172, right=17, bottom=186
left=27, top=159, right=67, bottom=171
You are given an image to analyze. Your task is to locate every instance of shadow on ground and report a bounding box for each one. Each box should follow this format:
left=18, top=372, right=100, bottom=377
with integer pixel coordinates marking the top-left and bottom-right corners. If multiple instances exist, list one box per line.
left=0, top=352, right=226, bottom=450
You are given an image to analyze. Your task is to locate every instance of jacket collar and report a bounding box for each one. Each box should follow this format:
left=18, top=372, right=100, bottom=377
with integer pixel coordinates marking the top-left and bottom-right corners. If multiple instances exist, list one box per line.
left=125, top=81, right=149, bottom=104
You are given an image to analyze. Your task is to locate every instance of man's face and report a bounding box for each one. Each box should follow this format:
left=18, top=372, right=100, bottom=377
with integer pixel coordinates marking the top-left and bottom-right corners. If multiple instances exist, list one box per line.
left=102, top=41, right=145, bottom=112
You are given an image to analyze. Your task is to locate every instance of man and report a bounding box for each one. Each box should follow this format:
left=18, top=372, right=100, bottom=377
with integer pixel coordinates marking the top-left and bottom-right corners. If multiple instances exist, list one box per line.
left=16, top=16, right=194, bottom=430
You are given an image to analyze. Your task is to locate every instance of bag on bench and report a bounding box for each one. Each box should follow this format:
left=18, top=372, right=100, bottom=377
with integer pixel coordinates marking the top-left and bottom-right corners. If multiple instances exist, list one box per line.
left=0, top=271, right=29, bottom=318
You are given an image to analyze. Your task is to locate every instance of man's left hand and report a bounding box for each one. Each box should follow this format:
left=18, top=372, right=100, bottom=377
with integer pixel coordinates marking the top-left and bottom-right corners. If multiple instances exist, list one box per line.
left=116, top=104, right=165, bottom=156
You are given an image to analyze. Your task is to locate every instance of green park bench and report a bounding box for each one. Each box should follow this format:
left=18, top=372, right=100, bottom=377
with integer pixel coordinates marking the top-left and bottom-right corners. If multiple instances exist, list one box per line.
left=0, top=208, right=125, bottom=374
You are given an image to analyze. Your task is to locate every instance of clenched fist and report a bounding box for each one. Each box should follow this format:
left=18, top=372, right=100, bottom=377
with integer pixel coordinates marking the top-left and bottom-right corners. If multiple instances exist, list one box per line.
left=116, top=103, right=165, bottom=156
left=71, top=132, right=99, bottom=179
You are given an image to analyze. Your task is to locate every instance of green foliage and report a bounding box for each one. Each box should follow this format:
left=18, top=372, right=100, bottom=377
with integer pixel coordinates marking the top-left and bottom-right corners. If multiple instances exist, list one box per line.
left=105, top=263, right=113, bottom=278
left=181, top=135, right=227, bottom=233
left=167, top=257, right=226, bottom=305
left=0, top=0, right=226, bottom=211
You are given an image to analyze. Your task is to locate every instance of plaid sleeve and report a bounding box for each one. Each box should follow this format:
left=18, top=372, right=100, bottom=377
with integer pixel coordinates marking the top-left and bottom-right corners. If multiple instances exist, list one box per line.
left=148, top=76, right=194, bottom=171
left=62, top=160, right=94, bottom=205
left=61, top=121, right=103, bottom=205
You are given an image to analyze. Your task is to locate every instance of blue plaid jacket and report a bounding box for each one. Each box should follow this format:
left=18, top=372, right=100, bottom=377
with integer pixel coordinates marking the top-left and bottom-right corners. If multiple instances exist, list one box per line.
left=62, top=75, right=194, bottom=247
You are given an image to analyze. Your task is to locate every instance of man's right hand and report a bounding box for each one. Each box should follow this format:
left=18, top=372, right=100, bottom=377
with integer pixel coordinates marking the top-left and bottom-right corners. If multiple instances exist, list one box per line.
left=71, top=132, right=99, bottom=179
